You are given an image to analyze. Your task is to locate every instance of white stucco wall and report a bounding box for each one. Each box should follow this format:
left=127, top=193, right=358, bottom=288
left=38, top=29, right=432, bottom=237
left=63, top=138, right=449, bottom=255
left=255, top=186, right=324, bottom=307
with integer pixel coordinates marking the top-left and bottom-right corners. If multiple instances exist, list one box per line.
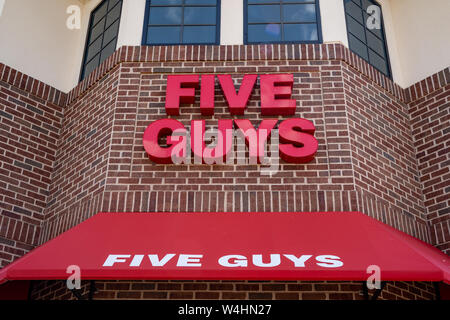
left=116, top=0, right=145, bottom=47
left=319, top=0, right=348, bottom=47
left=221, top=0, right=243, bottom=45
left=387, top=0, right=450, bottom=88
left=0, top=0, right=102, bottom=92
left=373, top=0, right=403, bottom=86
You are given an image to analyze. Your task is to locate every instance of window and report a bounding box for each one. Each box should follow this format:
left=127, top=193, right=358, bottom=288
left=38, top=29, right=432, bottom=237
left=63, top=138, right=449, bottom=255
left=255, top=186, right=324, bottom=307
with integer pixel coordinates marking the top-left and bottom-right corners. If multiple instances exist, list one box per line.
left=80, top=0, right=123, bottom=80
left=142, top=0, right=221, bottom=45
left=344, top=0, right=391, bottom=77
left=244, top=0, right=322, bottom=44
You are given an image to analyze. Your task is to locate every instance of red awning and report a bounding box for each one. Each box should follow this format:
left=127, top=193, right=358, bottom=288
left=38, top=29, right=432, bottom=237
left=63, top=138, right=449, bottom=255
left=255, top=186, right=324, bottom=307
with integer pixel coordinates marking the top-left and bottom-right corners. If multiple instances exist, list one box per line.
left=0, top=212, right=448, bottom=284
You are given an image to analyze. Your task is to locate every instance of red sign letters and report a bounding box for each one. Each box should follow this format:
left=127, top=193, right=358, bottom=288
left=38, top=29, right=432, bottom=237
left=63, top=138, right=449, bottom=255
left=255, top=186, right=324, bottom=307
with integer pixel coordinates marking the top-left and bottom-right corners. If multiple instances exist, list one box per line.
left=143, top=74, right=318, bottom=165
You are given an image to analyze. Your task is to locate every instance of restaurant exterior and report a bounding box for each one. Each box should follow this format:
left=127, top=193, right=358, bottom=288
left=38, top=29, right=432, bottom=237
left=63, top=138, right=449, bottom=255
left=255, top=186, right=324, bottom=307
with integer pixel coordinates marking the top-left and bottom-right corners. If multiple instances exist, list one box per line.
left=0, top=0, right=449, bottom=300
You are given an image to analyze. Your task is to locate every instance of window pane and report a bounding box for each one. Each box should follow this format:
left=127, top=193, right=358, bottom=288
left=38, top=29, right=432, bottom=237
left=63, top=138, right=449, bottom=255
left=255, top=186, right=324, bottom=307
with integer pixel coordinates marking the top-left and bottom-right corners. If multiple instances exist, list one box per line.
left=103, top=19, right=120, bottom=45
left=151, top=0, right=182, bottom=4
left=100, top=39, right=117, bottom=64
left=183, top=26, right=216, bottom=43
left=284, top=0, right=314, bottom=2
left=89, top=17, right=105, bottom=44
left=346, top=15, right=366, bottom=42
left=368, top=49, right=388, bottom=75
left=283, top=4, right=316, bottom=23
left=106, top=1, right=121, bottom=28
left=366, top=30, right=385, bottom=58
left=249, top=0, right=279, bottom=3
left=184, top=7, right=216, bottom=25
left=147, top=26, right=181, bottom=44
left=86, top=37, right=103, bottom=62
left=344, top=0, right=364, bottom=24
left=361, top=0, right=376, bottom=11
left=84, top=54, right=100, bottom=77
left=248, top=5, right=280, bottom=23
left=284, top=24, right=318, bottom=42
left=248, top=24, right=282, bottom=43
left=348, top=33, right=368, bottom=60
left=92, top=1, right=108, bottom=25
left=149, top=7, right=182, bottom=25
left=109, top=0, right=121, bottom=10
left=185, top=0, right=217, bottom=4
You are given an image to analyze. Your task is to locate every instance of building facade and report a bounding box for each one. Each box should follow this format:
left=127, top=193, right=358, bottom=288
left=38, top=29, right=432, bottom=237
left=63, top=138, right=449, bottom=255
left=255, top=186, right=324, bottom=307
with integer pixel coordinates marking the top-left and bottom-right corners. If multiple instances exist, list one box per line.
left=0, top=0, right=449, bottom=300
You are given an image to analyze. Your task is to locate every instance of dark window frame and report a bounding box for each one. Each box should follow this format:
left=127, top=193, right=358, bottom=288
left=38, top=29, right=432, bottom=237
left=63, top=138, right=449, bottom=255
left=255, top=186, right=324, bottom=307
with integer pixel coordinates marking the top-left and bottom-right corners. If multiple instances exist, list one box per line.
left=79, top=0, right=123, bottom=81
left=244, top=0, right=323, bottom=45
left=343, top=0, right=392, bottom=78
left=141, top=0, right=221, bottom=46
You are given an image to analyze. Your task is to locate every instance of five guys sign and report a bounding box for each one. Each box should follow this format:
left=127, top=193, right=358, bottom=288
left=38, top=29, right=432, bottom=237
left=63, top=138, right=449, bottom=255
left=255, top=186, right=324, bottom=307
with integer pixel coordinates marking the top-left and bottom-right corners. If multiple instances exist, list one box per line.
left=143, top=74, right=318, bottom=164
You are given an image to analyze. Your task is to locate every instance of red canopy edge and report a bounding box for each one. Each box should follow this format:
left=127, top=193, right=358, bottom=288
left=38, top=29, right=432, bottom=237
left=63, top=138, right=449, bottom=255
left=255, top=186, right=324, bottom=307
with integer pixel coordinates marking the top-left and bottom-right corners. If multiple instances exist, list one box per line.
left=0, top=211, right=448, bottom=284
left=366, top=215, right=450, bottom=283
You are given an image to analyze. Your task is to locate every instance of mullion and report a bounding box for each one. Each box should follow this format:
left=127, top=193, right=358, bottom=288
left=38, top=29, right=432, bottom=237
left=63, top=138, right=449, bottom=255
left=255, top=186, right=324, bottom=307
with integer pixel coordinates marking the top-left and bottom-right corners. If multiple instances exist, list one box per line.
left=361, top=11, right=371, bottom=67
left=107, top=0, right=121, bottom=13
left=347, top=15, right=369, bottom=61
left=93, top=0, right=120, bottom=29
left=248, top=22, right=316, bottom=25
left=368, top=45, right=386, bottom=61
left=90, top=16, right=105, bottom=31
left=101, top=19, right=120, bottom=51
left=149, top=24, right=215, bottom=26
left=344, top=0, right=363, bottom=23
left=368, top=52, right=387, bottom=74
left=149, top=5, right=216, bottom=7
left=98, top=1, right=108, bottom=60
left=100, top=37, right=118, bottom=63
left=248, top=1, right=316, bottom=4
left=366, top=28, right=385, bottom=42
left=280, top=3, right=284, bottom=41
left=180, top=2, right=185, bottom=43
left=90, top=4, right=108, bottom=30
left=346, top=14, right=366, bottom=43
left=89, top=30, right=104, bottom=46
left=248, top=4, right=317, bottom=24
left=85, top=47, right=102, bottom=66
left=89, top=10, right=108, bottom=44
left=102, top=35, right=118, bottom=49
left=103, top=15, right=121, bottom=34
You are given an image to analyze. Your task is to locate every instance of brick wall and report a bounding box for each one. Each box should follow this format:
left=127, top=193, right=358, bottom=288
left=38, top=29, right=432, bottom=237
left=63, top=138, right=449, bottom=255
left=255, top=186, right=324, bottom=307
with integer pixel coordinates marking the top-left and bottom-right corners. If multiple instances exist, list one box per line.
left=30, top=280, right=436, bottom=301
left=38, top=65, right=121, bottom=244
left=0, top=44, right=448, bottom=300
left=342, top=62, right=430, bottom=242
left=406, top=67, right=450, bottom=254
left=0, top=64, right=65, bottom=267
left=39, top=44, right=433, bottom=244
